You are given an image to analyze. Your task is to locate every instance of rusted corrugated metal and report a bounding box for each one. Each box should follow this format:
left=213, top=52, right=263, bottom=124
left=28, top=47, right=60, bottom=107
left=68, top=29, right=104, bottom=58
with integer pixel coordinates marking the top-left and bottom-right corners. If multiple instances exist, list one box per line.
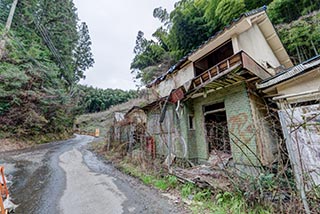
left=258, top=55, right=320, bottom=89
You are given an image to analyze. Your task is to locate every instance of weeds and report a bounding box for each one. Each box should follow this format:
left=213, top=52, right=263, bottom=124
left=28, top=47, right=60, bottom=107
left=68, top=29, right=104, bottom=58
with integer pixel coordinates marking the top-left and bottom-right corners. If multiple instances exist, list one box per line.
left=181, top=182, right=196, bottom=198
left=154, top=179, right=169, bottom=190
left=116, top=158, right=179, bottom=191
left=166, top=175, right=178, bottom=188
left=212, top=191, right=273, bottom=214
left=141, top=175, right=154, bottom=185
left=194, top=189, right=211, bottom=201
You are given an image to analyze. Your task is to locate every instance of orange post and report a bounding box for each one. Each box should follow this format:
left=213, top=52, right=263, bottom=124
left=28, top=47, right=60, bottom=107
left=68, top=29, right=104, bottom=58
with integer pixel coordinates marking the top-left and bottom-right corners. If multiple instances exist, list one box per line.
left=95, top=128, right=100, bottom=137
left=0, top=166, right=9, bottom=214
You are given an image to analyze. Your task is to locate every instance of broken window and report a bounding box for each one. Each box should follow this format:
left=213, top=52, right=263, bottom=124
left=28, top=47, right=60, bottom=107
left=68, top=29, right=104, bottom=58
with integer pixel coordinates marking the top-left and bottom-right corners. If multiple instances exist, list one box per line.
left=204, top=102, right=231, bottom=154
left=194, top=40, right=234, bottom=77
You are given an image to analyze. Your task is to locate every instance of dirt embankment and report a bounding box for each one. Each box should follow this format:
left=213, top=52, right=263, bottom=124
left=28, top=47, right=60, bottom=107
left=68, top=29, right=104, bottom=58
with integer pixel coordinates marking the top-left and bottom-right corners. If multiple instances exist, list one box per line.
left=0, top=132, right=73, bottom=152
left=75, top=98, right=148, bottom=137
left=0, top=139, right=34, bottom=152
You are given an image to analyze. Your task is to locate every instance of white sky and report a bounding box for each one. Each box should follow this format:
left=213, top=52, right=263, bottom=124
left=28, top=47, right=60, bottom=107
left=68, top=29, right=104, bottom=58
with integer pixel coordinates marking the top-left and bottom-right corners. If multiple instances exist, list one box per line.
left=74, top=1, right=177, bottom=90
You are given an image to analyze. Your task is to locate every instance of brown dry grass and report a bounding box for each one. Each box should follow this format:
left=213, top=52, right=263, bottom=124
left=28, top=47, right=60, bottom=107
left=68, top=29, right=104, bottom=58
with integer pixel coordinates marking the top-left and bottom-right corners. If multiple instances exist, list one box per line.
left=0, top=138, right=34, bottom=152
left=75, top=98, right=148, bottom=137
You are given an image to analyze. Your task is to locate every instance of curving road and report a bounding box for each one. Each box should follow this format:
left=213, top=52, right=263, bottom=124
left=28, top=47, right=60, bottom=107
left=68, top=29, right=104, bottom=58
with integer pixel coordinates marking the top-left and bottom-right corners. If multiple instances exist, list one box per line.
left=0, top=135, right=185, bottom=214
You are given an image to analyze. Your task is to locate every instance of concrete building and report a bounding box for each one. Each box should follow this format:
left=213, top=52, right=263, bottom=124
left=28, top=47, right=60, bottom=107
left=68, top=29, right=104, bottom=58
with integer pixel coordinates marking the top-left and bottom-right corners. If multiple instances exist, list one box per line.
left=143, top=7, right=294, bottom=168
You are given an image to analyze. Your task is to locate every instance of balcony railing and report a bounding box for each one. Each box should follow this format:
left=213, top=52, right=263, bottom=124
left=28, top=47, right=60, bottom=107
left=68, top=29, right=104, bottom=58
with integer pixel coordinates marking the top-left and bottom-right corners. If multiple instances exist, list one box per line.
left=188, top=51, right=271, bottom=92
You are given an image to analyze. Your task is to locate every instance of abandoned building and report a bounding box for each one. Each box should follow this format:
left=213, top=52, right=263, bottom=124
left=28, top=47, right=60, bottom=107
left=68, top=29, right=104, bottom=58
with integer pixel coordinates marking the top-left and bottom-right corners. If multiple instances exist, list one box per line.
left=143, top=7, right=293, bottom=168
left=109, top=7, right=319, bottom=178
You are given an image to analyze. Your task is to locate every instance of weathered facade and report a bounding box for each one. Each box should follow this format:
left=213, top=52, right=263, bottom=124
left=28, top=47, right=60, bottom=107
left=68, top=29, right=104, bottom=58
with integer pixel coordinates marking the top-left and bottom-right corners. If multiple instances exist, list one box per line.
left=258, top=55, right=320, bottom=188
left=107, top=108, right=149, bottom=154
left=107, top=112, right=127, bottom=145
left=142, top=7, right=293, bottom=168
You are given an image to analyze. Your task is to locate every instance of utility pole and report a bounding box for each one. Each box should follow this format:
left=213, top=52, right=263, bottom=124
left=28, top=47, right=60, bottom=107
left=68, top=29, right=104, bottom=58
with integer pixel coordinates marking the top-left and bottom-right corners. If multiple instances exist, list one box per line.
left=0, top=0, right=19, bottom=59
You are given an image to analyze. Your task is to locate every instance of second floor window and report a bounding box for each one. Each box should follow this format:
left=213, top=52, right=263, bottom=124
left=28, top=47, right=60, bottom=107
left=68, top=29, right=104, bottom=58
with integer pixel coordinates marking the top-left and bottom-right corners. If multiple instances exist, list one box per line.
left=194, top=40, right=233, bottom=77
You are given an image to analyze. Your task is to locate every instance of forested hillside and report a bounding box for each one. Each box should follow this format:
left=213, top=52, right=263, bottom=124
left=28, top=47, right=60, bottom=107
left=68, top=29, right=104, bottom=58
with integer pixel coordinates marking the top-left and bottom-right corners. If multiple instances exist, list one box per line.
left=0, top=0, right=135, bottom=141
left=131, top=0, right=320, bottom=85
left=1, top=0, right=319, bottom=142
left=0, top=0, right=86, bottom=139
left=0, top=0, right=121, bottom=141
left=78, top=86, right=138, bottom=113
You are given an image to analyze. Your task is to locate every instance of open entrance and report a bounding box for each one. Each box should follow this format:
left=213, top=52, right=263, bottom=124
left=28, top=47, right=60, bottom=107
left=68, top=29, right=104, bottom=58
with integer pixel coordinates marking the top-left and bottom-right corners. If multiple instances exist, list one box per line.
left=204, top=102, right=231, bottom=155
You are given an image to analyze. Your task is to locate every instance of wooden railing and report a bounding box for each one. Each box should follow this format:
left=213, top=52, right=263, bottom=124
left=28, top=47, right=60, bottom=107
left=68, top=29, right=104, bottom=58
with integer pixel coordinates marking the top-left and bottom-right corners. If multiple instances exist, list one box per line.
left=191, top=52, right=242, bottom=90
left=190, top=51, right=270, bottom=90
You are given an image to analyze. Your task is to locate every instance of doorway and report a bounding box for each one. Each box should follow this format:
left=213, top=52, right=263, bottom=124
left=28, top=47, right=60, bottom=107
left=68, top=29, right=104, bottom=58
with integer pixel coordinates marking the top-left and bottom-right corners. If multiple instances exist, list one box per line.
left=204, top=102, right=231, bottom=154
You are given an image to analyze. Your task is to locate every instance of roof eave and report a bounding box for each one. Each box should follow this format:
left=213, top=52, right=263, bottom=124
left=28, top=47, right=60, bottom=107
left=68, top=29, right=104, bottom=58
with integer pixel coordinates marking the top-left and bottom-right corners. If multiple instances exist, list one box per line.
left=257, top=15, right=293, bottom=68
left=188, top=10, right=269, bottom=62
left=257, top=58, right=320, bottom=90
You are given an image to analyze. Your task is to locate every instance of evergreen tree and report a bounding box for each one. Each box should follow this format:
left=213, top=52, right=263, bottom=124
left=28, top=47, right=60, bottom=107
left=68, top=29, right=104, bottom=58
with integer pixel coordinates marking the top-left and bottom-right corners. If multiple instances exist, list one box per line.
left=39, top=0, right=79, bottom=85
left=0, top=0, right=95, bottom=140
left=73, top=22, right=94, bottom=82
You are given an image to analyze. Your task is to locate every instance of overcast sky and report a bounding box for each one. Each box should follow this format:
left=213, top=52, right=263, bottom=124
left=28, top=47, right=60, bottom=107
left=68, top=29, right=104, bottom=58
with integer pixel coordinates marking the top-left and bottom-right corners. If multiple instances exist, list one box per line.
left=74, top=1, right=177, bottom=90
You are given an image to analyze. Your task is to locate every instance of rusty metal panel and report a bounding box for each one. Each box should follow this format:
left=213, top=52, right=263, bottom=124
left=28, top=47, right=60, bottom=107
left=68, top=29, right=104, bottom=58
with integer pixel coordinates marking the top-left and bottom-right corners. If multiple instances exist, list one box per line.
left=242, top=52, right=271, bottom=79
left=279, top=104, right=320, bottom=189
left=170, top=87, right=185, bottom=103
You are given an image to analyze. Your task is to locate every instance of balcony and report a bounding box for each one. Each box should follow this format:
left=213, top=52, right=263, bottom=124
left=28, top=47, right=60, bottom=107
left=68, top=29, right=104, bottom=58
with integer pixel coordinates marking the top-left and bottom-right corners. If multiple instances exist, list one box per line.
left=187, top=51, right=272, bottom=96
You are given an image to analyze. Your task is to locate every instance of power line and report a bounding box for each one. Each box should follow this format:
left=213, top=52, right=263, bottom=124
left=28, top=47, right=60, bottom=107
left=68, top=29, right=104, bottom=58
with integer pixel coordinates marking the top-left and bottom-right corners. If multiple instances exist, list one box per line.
left=33, top=18, right=67, bottom=70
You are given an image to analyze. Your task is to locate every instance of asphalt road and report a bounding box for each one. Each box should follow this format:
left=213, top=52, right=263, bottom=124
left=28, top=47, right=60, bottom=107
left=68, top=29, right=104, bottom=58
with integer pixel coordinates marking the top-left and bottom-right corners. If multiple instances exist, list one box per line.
left=0, top=135, right=185, bottom=214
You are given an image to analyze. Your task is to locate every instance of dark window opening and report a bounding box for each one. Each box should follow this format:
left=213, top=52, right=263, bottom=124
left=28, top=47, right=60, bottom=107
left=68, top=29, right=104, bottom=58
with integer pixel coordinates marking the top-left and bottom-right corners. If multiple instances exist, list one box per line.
left=204, top=102, right=225, bottom=112
left=194, top=41, right=234, bottom=77
left=204, top=103, right=231, bottom=154
left=189, top=115, right=195, bottom=130
left=240, top=71, right=255, bottom=79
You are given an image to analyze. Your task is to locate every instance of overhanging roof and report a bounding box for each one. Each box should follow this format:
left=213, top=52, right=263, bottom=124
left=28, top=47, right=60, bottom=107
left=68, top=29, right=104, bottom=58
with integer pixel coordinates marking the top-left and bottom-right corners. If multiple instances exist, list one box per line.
left=188, top=7, right=292, bottom=67
left=147, top=6, right=292, bottom=88
left=257, top=55, right=320, bottom=90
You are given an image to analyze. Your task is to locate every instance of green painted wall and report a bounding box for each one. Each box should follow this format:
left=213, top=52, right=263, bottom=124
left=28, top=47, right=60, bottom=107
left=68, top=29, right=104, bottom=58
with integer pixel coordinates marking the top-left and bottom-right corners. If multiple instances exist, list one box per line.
left=146, top=82, right=261, bottom=166
left=189, top=82, right=259, bottom=165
